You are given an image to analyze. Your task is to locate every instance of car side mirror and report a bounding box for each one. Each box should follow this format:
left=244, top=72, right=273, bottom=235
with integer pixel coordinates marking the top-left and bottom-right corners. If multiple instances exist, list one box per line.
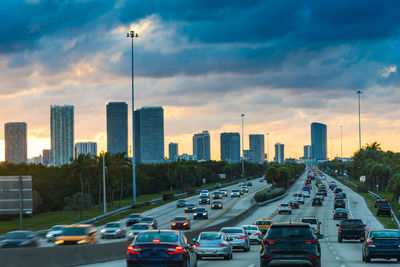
left=336, top=224, right=340, bottom=227
left=317, top=234, right=324, bottom=239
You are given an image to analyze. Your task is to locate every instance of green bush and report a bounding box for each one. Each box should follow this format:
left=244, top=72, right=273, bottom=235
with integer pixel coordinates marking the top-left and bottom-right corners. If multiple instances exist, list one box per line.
left=162, top=193, right=174, bottom=200
left=357, top=183, right=369, bottom=193
left=254, top=187, right=285, bottom=203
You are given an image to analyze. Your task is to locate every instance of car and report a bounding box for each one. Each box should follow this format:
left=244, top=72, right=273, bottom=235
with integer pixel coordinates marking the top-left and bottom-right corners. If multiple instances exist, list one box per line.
left=238, top=188, right=245, bottom=195
left=302, top=190, right=311, bottom=198
left=278, top=203, right=291, bottom=214
left=194, top=208, right=208, bottom=220
left=374, top=197, right=389, bottom=208
left=55, top=224, right=97, bottom=245
left=334, top=199, right=346, bottom=209
left=376, top=203, right=391, bottom=217
left=200, top=189, right=209, bottom=196
left=319, top=188, right=327, bottom=196
left=301, top=216, right=321, bottom=235
left=126, top=213, right=142, bottom=226
left=259, top=178, right=264, bottom=182
left=289, top=200, right=300, bottom=209
left=260, top=222, right=323, bottom=267
left=176, top=199, right=188, bottom=208
left=230, top=189, right=241, bottom=198
left=335, top=192, right=346, bottom=199
left=312, top=197, right=323, bottom=206
left=220, top=227, right=250, bottom=252
left=240, top=186, right=249, bottom=193
left=127, top=223, right=153, bottom=240
left=126, top=230, right=198, bottom=267
left=0, top=231, right=39, bottom=248
left=316, top=192, right=325, bottom=200
left=171, top=216, right=191, bottom=230
left=238, top=182, right=246, bottom=187
left=140, top=217, right=158, bottom=229
left=303, top=186, right=311, bottom=192
left=293, top=194, right=305, bottom=204
left=247, top=181, right=253, bottom=186
left=185, top=204, right=196, bottom=213
left=219, top=189, right=228, bottom=197
left=46, top=225, right=67, bottom=242
left=242, top=225, right=263, bottom=244
left=334, top=187, right=343, bottom=194
left=337, top=219, right=366, bottom=243
left=215, top=183, right=221, bottom=188
left=254, top=219, right=272, bottom=234
left=212, top=191, right=223, bottom=199
left=199, top=196, right=210, bottom=205
left=211, top=200, right=223, bottom=209
left=333, top=208, right=349, bottom=220
left=194, top=231, right=233, bottom=260
left=362, top=229, right=400, bottom=263
left=101, top=222, right=126, bottom=239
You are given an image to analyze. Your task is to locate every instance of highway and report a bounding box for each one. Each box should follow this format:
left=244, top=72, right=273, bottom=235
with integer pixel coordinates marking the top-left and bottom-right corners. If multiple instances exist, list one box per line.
left=80, top=171, right=395, bottom=267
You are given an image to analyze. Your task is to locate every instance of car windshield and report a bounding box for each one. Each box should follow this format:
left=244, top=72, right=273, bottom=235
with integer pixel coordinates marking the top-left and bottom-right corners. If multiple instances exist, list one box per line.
left=136, top=232, right=178, bottom=243
left=232, top=190, right=240, bottom=193
left=106, top=223, right=120, bottom=228
left=199, top=233, right=222, bottom=240
left=221, top=228, right=243, bottom=234
left=370, top=231, right=400, bottom=238
left=243, top=226, right=258, bottom=230
left=200, top=196, right=208, bottom=199
left=301, top=218, right=317, bottom=224
left=131, top=224, right=149, bottom=230
left=195, top=208, right=206, bottom=212
left=51, top=226, right=64, bottom=231
left=336, top=200, right=344, bottom=203
left=267, top=226, right=313, bottom=239
left=5, top=232, right=30, bottom=239
left=256, top=221, right=271, bottom=225
left=141, top=218, right=153, bottom=222
left=336, top=209, right=347, bottom=212
left=212, top=201, right=221, bottom=204
left=187, top=204, right=195, bottom=208
left=341, top=220, right=363, bottom=227
left=173, top=217, right=188, bottom=221
left=61, top=228, right=86, bottom=236
left=178, top=200, right=186, bottom=203
left=129, top=214, right=140, bottom=219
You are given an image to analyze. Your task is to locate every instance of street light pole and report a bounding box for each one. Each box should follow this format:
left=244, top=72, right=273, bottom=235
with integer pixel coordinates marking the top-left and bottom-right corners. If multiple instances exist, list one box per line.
left=127, top=30, right=139, bottom=203
left=356, top=90, right=362, bottom=150
left=102, top=152, right=107, bottom=214
left=241, top=113, right=245, bottom=180
left=266, top=133, right=270, bottom=162
left=340, top=125, right=343, bottom=159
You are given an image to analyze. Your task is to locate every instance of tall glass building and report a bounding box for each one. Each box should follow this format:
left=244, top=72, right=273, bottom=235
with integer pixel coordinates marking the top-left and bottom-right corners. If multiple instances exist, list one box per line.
left=5, top=122, right=27, bottom=164
left=107, top=102, right=128, bottom=155
left=193, top=131, right=211, bottom=161
left=220, top=133, right=240, bottom=163
left=274, top=143, right=284, bottom=164
left=135, top=106, right=164, bottom=164
left=249, top=134, right=265, bottom=163
left=169, top=143, right=178, bottom=162
left=311, top=122, right=327, bottom=161
left=51, top=105, right=74, bottom=166
left=75, top=142, right=97, bottom=158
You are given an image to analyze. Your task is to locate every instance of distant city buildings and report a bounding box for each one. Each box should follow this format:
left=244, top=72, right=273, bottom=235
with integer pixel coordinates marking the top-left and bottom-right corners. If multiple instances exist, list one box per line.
left=193, top=131, right=211, bottom=161
left=51, top=105, right=74, bottom=166
left=107, top=102, right=128, bottom=155
left=274, top=143, right=285, bottom=164
left=169, top=143, right=178, bottom=162
left=5, top=122, right=27, bottom=164
left=135, top=106, right=164, bottom=164
left=42, top=149, right=51, bottom=165
left=244, top=149, right=255, bottom=163
left=176, top=154, right=197, bottom=161
left=220, top=133, right=240, bottom=163
left=303, top=145, right=312, bottom=159
left=75, top=142, right=97, bottom=158
left=311, top=122, right=327, bottom=161
left=249, top=134, right=265, bottom=163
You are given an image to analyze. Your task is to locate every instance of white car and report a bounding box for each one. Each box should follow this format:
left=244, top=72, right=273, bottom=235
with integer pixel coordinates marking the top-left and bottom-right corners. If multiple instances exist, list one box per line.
left=200, top=190, right=209, bottom=197
left=46, top=225, right=67, bottom=242
left=302, top=191, right=310, bottom=198
left=230, top=190, right=241, bottom=198
left=278, top=203, right=292, bottom=214
left=301, top=216, right=321, bottom=235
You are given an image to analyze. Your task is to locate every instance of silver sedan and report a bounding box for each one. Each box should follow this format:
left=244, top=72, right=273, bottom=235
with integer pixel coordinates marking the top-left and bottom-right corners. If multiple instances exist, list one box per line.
left=242, top=225, right=263, bottom=244
left=100, top=222, right=126, bottom=239
left=194, top=232, right=233, bottom=260
left=220, top=227, right=250, bottom=252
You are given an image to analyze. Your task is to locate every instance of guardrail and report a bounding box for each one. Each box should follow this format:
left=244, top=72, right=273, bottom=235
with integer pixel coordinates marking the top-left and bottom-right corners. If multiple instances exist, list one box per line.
left=332, top=175, right=400, bottom=230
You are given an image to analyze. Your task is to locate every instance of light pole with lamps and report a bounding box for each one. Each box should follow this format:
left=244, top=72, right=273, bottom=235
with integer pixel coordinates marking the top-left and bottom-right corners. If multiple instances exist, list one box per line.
left=102, top=152, right=106, bottom=214
left=126, top=30, right=139, bottom=202
left=356, top=90, right=362, bottom=150
left=340, top=125, right=343, bottom=159
left=266, top=133, right=270, bottom=162
left=241, top=113, right=245, bottom=180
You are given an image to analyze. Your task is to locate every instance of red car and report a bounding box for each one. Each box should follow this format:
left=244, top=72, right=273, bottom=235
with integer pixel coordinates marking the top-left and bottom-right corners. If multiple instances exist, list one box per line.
left=171, top=216, right=191, bottom=230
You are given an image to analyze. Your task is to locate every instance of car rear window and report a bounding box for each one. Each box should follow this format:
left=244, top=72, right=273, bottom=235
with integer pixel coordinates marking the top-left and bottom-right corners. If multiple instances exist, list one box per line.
left=199, top=233, right=222, bottom=240
left=136, top=232, right=179, bottom=243
left=243, top=226, right=258, bottom=230
left=187, top=204, right=195, bottom=208
left=267, top=226, right=313, bottom=239
left=256, top=221, right=271, bottom=225
left=281, top=204, right=289, bottom=207
left=131, top=224, right=150, bottom=230
left=341, top=220, right=363, bottom=227
left=221, top=228, right=244, bottom=234
left=62, top=227, right=87, bottom=236
left=141, top=218, right=153, bottom=222
left=5, top=232, right=30, bottom=239
left=370, top=231, right=400, bottom=238
left=301, top=218, right=317, bottom=224
left=129, top=214, right=140, bottom=218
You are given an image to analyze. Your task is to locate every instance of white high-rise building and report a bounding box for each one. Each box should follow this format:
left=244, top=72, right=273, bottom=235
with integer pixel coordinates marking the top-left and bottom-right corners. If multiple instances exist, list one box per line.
left=75, top=142, right=97, bottom=158
left=274, top=143, right=285, bottom=164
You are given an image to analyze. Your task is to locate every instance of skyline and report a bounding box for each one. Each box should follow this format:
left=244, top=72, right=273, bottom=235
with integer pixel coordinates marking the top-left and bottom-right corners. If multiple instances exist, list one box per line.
left=1, top=1, right=400, bottom=161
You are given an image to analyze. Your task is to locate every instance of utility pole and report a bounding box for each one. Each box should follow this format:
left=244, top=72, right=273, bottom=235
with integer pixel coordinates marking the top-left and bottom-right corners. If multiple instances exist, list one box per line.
left=241, top=114, right=245, bottom=180
left=356, top=90, right=362, bottom=150
left=266, top=133, right=270, bottom=162
left=103, top=152, right=107, bottom=214
left=340, top=125, right=343, bottom=159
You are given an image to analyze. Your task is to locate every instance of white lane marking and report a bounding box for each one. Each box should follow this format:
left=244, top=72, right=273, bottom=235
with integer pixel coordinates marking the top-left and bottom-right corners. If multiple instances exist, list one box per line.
left=336, top=256, right=340, bottom=260
left=341, top=265, right=346, bottom=267
left=329, top=246, right=333, bottom=250
left=332, top=251, right=337, bottom=255
left=248, top=265, right=255, bottom=267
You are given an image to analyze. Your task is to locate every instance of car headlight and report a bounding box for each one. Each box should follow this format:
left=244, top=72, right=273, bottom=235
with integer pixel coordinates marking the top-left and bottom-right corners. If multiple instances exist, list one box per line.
left=194, top=213, right=198, bottom=216
left=183, top=222, right=188, bottom=225
left=116, top=229, right=120, bottom=232
left=172, top=223, right=176, bottom=226
left=46, top=233, right=53, bottom=238
left=77, top=239, right=87, bottom=244
left=129, top=232, right=133, bottom=236
left=101, top=229, right=106, bottom=233
left=54, top=240, right=64, bottom=245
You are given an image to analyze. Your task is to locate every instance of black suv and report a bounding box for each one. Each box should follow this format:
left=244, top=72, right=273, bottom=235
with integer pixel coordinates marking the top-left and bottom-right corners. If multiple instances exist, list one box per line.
left=260, top=222, right=323, bottom=267
left=312, top=197, right=323, bottom=206
left=334, top=199, right=346, bottom=209
left=193, top=208, right=208, bottom=220
left=337, top=219, right=366, bottom=243
left=199, top=196, right=210, bottom=205
left=334, top=188, right=343, bottom=194
left=376, top=203, right=391, bottom=217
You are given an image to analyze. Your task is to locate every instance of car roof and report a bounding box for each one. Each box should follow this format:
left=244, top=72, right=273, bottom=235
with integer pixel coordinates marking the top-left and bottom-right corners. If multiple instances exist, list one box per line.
left=270, top=222, right=310, bottom=227
left=257, top=219, right=272, bottom=222
left=65, top=224, right=93, bottom=228
left=369, top=229, right=399, bottom=232
left=301, top=216, right=317, bottom=219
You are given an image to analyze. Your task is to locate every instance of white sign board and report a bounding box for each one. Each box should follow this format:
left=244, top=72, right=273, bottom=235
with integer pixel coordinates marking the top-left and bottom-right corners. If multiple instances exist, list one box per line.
left=360, top=175, right=366, bottom=182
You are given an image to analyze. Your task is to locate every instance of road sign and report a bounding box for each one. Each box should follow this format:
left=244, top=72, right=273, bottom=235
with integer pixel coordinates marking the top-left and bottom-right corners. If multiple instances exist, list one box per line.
left=360, top=175, right=366, bottom=182
left=0, top=176, right=33, bottom=215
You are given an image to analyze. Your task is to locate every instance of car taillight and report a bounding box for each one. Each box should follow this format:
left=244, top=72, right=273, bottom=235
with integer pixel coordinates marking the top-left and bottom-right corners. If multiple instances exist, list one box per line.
left=278, top=206, right=281, bottom=209
left=362, top=228, right=366, bottom=232
left=304, top=239, right=318, bottom=245
left=153, top=239, right=160, bottom=244
left=219, top=244, right=228, bottom=247
left=237, top=236, right=246, bottom=239
left=339, top=227, right=342, bottom=233
left=310, top=255, right=319, bottom=259
left=168, top=246, right=183, bottom=254
left=367, top=240, right=375, bottom=247
left=127, top=246, right=141, bottom=254
left=263, top=239, right=276, bottom=245
left=254, top=233, right=260, bottom=236
left=195, top=243, right=200, bottom=247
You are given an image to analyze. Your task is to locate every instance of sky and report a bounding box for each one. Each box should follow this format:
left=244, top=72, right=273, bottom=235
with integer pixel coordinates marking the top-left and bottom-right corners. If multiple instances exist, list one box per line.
left=1, top=0, right=400, bottom=161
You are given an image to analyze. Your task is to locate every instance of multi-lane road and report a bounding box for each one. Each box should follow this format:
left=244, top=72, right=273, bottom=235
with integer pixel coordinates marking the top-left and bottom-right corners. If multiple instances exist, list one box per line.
left=81, top=171, right=396, bottom=267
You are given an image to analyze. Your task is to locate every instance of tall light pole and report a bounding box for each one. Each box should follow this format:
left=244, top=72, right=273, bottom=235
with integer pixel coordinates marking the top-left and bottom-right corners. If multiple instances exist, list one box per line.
left=102, top=152, right=107, bottom=214
left=127, top=30, right=138, bottom=203
left=340, top=125, right=343, bottom=159
left=266, top=133, right=270, bottom=162
left=356, top=90, right=362, bottom=150
left=241, top=113, right=245, bottom=180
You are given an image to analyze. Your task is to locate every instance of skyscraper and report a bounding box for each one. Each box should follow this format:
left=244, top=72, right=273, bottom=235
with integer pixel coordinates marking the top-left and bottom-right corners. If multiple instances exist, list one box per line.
left=42, top=149, right=51, bottom=166
left=311, top=122, right=327, bottom=161
left=107, top=102, right=128, bottom=155
left=220, top=133, right=240, bottom=163
left=135, top=106, right=164, bottom=164
left=169, top=143, right=178, bottom=162
left=303, top=145, right=312, bottom=159
left=274, top=143, right=284, bottom=164
left=249, top=134, right=265, bottom=163
left=75, top=142, right=97, bottom=158
left=244, top=149, right=255, bottom=163
left=4, top=122, right=27, bottom=164
left=51, top=105, right=74, bottom=166
left=193, top=131, right=211, bottom=161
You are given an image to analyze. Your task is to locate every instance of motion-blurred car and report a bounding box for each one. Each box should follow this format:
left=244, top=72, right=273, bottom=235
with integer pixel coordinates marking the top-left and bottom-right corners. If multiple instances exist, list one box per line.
left=171, top=216, right=191, bottom=230
left=302, top=190, right=310, bottom=198
left=278, top=203, right=292, bottom=214
left=242, top=225, right=263, bottom=244
left=220, top=227, right=250, bottom=252
left=362, top=229, right=400, bottom=263
left=211, top=200, right=223, bottom=209
left=46, top=225, right=67, bottom=242
left=215, top=183, right=221, bottom=188
left=240, top=186, right=249, bottom=193
left=200, top=189, right=209, bottom=197
left=335, top=192, right=346, bottom=199
left=316, top=192, right=325, bottom=201
left=254, top=219, right=272, bottom=234
left=247, top=181, right=253, bottom=186
left=194, top=208, right=208, bottom=220
left=126, top=230, right=198, bottom=267
left=293, top=194, right=304, bottom=204
left=176, top=199, right=188, bottom=208
left=230, top=189, right=241, bottom=198
left=101, top=222, right=126, bottom=239
left=0, top=231, right=39, bottom=248
left=55, top=224, right=97, bottom=245
left=259, top=178, right=264, bottom=182
left=126, top=213, right=142, bottom=226
left=185, top=204, right=197, bottom=213
left=127, top=223, right=153, bottom=240
left=194, top=231, right=233, bottom=260
left=334, top=187, right=343, bottom=194
left=140, top=217, right=158, bottom=229
left=333, top=208, right=349, bottom=220
left=376, top=203, right=391, bottom=217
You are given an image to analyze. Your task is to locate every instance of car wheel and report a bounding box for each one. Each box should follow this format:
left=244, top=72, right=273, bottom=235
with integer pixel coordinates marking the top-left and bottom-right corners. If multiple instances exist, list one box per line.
left=338, top=236, right=342, bottom=243
left=365, top=255, right=371, bottom=263
left=224, top=254, right=230, bottom=260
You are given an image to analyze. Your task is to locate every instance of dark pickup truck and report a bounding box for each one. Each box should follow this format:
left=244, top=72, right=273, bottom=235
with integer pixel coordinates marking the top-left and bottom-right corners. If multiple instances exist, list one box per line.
left=376, top=203, right=391, bottom=217
left=337, top=219, right=366, bottom=243
left=374, top=198, right=388, bottom=208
